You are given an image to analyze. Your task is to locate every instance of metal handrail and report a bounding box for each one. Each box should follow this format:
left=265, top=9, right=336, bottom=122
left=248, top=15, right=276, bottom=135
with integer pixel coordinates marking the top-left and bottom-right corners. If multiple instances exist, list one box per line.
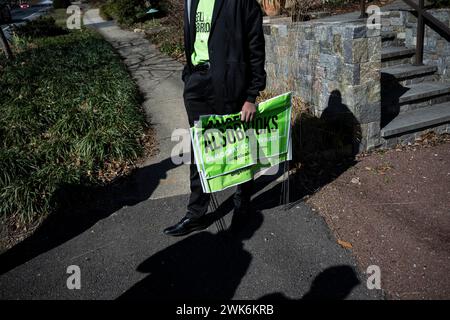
left=360, top=0, right=450, bottom=65
left=360, top=0, right=368, bottom=18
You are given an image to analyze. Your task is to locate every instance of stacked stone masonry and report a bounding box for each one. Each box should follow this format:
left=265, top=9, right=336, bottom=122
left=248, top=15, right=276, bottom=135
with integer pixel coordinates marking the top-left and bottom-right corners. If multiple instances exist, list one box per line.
left=264, top=8, right=450, bottom=151
left=264, top=19, right=382, bottom=151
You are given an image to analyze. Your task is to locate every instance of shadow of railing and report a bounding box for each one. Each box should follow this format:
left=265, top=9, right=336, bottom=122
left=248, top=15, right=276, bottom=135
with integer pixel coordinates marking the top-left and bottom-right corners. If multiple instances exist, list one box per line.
left=380, top=73, right=410, bottom=128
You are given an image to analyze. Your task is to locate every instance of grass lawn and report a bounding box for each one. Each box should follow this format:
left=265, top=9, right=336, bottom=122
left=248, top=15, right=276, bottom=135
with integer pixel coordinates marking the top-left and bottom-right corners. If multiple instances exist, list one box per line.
left=0, top=29, right=148, bottom=228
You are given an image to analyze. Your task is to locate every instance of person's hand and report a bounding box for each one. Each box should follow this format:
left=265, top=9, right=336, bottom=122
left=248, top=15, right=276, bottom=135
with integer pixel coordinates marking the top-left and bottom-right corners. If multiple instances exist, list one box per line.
left=241, top=101, right=256, bottom=122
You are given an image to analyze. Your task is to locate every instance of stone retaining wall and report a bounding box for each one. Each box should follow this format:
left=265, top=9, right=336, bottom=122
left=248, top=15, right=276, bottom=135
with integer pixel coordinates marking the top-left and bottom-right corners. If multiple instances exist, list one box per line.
left=264, top=19, right=382, bottom=151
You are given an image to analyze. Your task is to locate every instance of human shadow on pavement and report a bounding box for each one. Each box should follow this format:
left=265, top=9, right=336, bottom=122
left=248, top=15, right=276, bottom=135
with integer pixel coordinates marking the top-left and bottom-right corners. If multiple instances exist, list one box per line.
left=282, top=90, right=362, bottom=208
left=117, top=209, right=264, bottom=300
left=258, top=265, right=361, bottom=300
left=0, top=157, right=179, bottom=275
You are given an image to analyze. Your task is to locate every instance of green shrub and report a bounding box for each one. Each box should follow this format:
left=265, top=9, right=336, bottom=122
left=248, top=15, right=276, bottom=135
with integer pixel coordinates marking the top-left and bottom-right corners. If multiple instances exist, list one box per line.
left=101, top=0, right=149, bottom=25
left=99, top=3, right=113, bottom=21
left=149, top=0, right=171, bottom=15
left=11, top=16, right=68, bottom=39
left=53, top=0, right=72, bottom=9
left=0, top=30, right=147, bottom=224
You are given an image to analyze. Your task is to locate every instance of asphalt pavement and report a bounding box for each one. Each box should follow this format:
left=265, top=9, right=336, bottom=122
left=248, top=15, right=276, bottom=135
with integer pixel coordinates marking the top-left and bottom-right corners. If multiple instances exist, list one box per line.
left=0, top=178, right=382, bottom=299
left=1, top=1, right=52, bottom=38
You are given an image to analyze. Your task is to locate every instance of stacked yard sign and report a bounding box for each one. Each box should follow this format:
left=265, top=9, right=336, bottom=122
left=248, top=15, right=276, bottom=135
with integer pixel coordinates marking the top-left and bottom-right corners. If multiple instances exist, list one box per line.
left=190, top=92, right=292, bottom=193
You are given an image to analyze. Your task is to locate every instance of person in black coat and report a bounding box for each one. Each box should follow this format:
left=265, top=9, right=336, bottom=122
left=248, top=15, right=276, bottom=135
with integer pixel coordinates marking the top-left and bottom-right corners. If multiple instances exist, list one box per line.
left=164, top=0, right=266, bottom=236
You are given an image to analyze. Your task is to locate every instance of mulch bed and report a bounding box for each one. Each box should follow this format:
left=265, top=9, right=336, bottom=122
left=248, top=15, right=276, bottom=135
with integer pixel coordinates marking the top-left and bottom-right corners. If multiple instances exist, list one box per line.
left=306, top=133, right=450, bottom=299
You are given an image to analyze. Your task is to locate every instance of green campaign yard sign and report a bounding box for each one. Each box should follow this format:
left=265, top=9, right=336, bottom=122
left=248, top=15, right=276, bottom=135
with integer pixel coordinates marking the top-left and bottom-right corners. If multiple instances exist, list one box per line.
left=191, top=92, right=292, bottom=193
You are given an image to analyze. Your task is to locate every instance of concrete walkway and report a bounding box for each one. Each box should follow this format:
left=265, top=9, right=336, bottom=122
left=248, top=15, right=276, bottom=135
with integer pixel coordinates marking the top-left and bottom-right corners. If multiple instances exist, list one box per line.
left=0, top=10, right=383, bottom=300
left=84, top=9, right=190, bottom=200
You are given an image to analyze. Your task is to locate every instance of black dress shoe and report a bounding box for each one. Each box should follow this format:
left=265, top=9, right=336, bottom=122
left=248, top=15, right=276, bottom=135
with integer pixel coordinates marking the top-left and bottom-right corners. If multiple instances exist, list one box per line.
left=163, top=216, right=208, bottom=237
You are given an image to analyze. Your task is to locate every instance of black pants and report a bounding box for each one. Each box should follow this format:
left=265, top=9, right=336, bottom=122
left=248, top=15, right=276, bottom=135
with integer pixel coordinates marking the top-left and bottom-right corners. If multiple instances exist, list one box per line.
left=183, top=68, right=253, bottom=218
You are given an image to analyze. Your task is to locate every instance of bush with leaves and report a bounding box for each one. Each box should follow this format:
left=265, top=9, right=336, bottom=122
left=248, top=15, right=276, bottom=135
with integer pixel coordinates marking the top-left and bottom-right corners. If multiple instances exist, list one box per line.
left=99, top=3, right=113, bottom=20
left=11, top=16, right=68, bottom=39
left=100, top=0, right=150, bottom=25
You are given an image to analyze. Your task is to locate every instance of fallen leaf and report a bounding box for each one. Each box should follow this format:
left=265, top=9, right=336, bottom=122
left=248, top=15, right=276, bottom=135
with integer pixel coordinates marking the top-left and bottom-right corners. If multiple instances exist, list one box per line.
left=337, top=239, right=353, bottom=249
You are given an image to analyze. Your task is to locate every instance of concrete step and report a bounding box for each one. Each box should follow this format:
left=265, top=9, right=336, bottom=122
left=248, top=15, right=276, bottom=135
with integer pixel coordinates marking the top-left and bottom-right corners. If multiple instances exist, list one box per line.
left=381, top=64, right=438, bottom=80
left=381, top=46, right=415, bottom=60
left=381, top=102, right=450, bottom=138
left=399, top=82, right=450, bottom=104
left=381, top=31, right=404, bottom=48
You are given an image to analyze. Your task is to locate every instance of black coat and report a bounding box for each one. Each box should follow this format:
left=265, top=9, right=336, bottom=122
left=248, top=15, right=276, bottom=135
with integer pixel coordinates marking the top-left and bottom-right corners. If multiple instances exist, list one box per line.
left=182, top=0, right=267, bottom=114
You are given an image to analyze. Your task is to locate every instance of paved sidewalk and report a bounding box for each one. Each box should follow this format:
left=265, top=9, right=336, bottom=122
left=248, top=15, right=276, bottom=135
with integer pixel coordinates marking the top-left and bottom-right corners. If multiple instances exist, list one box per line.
left=84, top=9, right=190, bottom=200
left=0, top=190, right=382, bottom=300
left=0, top=10, right=383, bottom=300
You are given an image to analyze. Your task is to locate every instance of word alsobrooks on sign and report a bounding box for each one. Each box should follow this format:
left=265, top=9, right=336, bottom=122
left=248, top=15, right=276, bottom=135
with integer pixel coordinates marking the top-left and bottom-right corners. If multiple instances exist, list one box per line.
left=191, top=92, right=292, bottom=193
